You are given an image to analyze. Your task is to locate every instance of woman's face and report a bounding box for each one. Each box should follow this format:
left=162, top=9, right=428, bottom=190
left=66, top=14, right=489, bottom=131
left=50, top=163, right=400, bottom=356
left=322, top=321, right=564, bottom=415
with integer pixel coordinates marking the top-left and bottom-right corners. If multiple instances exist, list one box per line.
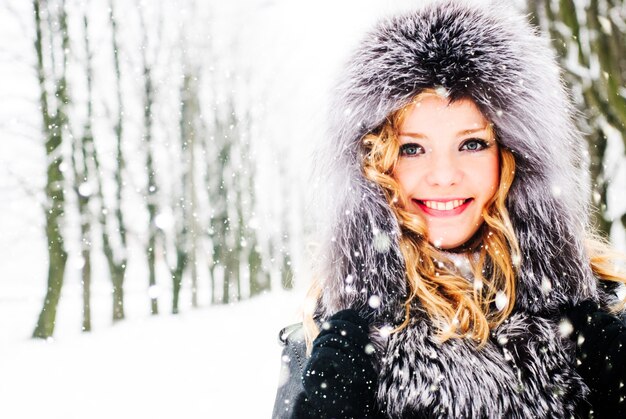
left=393, top=94, right=500, bottom=249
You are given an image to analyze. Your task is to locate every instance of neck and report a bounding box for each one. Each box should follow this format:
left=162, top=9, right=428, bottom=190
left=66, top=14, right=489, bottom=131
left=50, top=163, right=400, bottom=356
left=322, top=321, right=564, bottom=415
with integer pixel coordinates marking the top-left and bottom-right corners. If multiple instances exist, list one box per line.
left=438, top=249, right=479, bottom=280
left=437, top=225, right=484, bottom=254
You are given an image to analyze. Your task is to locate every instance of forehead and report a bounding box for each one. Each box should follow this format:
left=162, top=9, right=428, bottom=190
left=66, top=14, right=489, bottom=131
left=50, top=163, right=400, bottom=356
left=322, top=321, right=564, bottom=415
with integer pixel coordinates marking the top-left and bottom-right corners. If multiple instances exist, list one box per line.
left=398, top=95, right=489, bottom=133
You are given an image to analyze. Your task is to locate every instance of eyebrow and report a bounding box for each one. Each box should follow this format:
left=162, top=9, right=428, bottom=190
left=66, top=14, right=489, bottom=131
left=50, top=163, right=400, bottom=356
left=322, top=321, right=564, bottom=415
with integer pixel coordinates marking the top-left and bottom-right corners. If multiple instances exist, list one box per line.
left=399, top=126, right=490, bottom=139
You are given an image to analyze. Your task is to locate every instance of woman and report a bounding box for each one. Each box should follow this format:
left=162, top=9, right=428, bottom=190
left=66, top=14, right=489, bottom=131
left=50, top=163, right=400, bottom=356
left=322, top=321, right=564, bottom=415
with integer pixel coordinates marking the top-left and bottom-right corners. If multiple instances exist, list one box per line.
left=273, top=1, right=626, bottom=418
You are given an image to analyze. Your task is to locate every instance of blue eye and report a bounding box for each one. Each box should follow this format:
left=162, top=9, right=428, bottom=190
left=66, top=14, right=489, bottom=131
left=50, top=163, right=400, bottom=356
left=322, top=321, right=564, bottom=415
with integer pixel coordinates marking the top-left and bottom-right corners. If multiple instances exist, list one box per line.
left=461, top=139, right=489, bottom=151
left=400, top=143, right=424, bottom=157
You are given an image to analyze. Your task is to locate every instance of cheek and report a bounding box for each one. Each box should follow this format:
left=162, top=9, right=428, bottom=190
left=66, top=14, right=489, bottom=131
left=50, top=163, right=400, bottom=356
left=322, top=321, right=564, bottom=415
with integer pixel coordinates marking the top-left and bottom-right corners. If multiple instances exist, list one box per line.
left=484, top=153, right=501, bottom=197
left=393, top=163, right=423, bottom=194
left=466, top=153, right=500, bottom=200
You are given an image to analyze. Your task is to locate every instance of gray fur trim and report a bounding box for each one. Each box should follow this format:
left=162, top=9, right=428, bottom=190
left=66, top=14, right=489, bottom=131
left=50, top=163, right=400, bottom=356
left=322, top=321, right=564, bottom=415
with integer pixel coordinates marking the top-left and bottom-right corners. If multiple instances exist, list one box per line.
left=378, top=312, right=588, bottom=418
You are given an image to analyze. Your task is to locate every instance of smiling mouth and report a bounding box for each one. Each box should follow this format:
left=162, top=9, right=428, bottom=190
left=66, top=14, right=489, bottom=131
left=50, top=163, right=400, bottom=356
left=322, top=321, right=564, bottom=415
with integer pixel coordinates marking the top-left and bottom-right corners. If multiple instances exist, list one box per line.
left=414, top=198, right=474, bottom=216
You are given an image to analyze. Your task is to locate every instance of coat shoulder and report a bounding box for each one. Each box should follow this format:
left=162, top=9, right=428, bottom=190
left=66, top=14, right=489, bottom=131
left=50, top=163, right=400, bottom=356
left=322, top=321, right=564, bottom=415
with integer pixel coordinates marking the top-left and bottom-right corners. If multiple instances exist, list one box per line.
left=272, top=323, right=308, bottom=419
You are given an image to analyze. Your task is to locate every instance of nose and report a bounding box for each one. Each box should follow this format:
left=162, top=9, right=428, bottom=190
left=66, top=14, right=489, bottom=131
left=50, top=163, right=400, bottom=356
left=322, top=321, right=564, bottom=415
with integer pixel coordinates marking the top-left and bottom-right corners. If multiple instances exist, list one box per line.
left=424, top=152, right=462, bottom=186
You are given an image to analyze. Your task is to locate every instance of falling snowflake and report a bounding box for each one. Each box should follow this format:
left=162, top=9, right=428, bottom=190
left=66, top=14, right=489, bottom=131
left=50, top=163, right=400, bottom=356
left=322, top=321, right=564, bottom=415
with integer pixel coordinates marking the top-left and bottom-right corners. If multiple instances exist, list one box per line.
left=558, top=318, right=574, bottom=338
left=148, top=284, right=161, bottom=298
left=473, top=279, right=483, bottom=291
left=368, top=295, right=381, bottom=309
left=78, top=182, right=93, bottom=197
left=378, top=325, right=393, bottom=339
left=495, top=291, right=508, bottom=311
left=155, top=211, right=174, bottom=229
left=73, top=256, right=85, bottom=270
left=434, top=86, right=449, bottom=98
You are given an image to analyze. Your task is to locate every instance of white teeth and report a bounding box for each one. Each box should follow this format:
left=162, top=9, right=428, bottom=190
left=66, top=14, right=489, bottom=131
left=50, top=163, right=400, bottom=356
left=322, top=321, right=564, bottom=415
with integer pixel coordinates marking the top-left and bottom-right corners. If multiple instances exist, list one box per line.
left=422, top=199, right=467, bottom=211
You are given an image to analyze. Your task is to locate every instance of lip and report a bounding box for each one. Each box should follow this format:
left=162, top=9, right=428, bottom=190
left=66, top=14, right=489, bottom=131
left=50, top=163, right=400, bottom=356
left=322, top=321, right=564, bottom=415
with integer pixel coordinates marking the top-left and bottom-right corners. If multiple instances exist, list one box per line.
left=414, top=198, right=473, bottom=217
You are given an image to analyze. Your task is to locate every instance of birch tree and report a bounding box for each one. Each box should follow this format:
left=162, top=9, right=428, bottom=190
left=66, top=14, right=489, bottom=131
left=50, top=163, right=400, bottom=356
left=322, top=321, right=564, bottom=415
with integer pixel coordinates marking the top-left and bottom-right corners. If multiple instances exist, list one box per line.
left=138, top=4, right=162, bottom=315
left=170, top=70, right=202, bottom=313
left=102, top=0, right=129, bottom=321
left=69, top=7, right=96, bottom=332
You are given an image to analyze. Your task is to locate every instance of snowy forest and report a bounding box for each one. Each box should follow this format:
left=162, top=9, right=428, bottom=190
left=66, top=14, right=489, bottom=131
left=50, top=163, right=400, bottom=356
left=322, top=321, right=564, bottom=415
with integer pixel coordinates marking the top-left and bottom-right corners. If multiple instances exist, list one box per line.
left=0, top=0, right=625, bottom=418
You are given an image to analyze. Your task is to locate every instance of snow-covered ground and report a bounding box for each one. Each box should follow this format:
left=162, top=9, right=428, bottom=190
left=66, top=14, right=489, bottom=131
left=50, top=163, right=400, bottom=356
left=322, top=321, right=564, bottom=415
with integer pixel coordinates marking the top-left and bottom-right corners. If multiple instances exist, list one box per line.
left=0, top=289, right=306, bottom=419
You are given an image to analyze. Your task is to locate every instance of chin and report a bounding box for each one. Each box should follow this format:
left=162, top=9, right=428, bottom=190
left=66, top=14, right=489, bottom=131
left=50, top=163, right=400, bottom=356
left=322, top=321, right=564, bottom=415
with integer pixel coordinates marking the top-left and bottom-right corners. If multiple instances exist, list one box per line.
left=429, top=228, right=483, bottom=251
left=430, top=238, right=464, bottom=249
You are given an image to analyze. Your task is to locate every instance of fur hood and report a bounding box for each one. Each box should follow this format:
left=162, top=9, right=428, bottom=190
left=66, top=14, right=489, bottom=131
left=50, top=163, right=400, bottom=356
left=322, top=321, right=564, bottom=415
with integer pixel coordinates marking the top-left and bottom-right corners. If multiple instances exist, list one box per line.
left=316, top=0, right=600, bottom=320
left=312, top=0, right=604, bottom=416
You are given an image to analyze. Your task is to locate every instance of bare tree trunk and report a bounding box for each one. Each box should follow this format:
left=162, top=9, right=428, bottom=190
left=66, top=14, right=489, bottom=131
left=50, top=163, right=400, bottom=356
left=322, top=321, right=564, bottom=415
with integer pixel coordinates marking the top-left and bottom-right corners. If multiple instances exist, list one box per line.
left=69, top=10, right=96, bottom=332
left=278, top=158, right=293, bottom=291
left=171, top=69, right=202, bottom=313
left=234, top=172, right=243, bottom=301
left=171, top=247, right=186, bottom=314
left=32, top=0, right=70, bottom=339
left=146, top=100, right=158, bottom=316
left=218, top=104, right=240, bottom=304
left=139, top=7, right=159, bottom=315
left=188, top=86, right=199, bottom=308
left=106, top=0, right=128, bottom=322
left=171, top=74, right=190, bottom=314
left=208, top=107, right=231, bottom=304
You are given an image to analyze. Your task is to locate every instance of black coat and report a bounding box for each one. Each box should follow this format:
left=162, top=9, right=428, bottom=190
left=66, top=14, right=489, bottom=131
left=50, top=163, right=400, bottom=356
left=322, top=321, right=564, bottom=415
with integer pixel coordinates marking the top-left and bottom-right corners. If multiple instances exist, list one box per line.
left=272, top=304, right=626, bottom=418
